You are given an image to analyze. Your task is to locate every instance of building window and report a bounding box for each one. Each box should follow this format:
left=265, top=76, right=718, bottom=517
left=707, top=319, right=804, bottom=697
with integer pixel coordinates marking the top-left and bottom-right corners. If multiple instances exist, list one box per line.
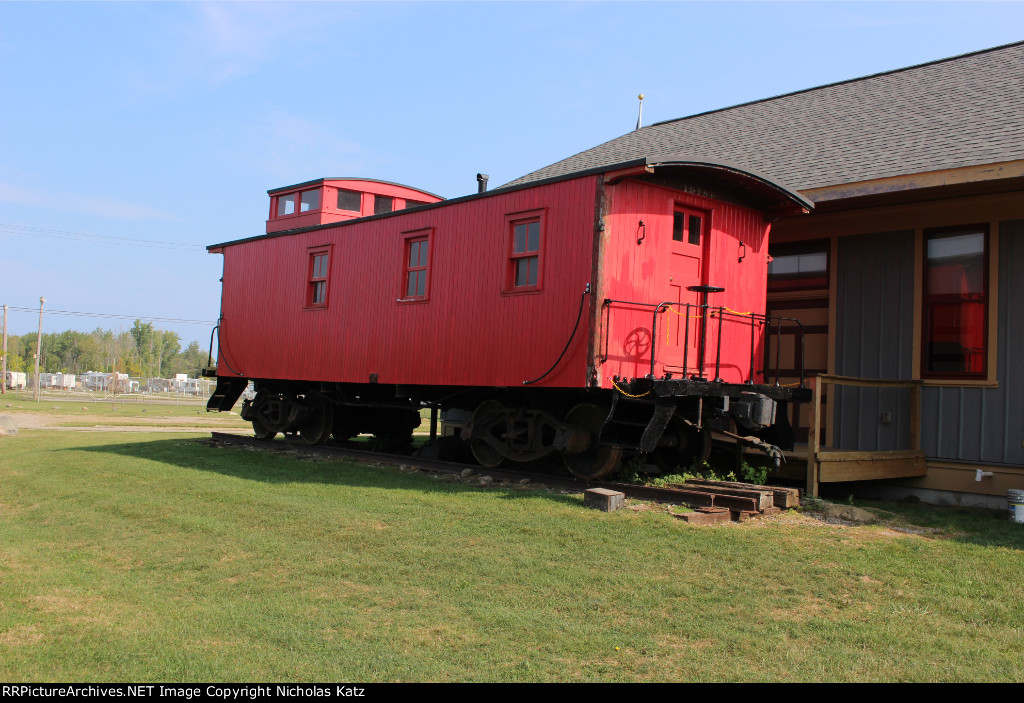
left=405, top=200, right=427, bottom=209
left=506, top=210, right=544, bottom=291
left=672, top=208, right=704, bottom=246
left=277, top=193, right=296, bottom=216
left=402, top=231, right=431, bottom=301
left=922, top=226, right=988, bottom=378
left=374, top=195, right=394, bottom=215
left=337, top=189, right=361, bottom=212
left=307, top=248, right=330, bottom=308
left=768, top=240, right=829, bottom=292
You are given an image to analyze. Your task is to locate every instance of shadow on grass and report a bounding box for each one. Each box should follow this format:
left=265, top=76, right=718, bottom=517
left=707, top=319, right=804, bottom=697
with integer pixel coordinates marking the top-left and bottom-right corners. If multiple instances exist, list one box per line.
left=67, top=435, right=583, bottom=508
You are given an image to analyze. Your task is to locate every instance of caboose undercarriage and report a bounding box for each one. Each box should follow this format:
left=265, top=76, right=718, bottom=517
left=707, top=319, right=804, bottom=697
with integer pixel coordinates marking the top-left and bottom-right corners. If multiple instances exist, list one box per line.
left=208, top=376, right=807, bottom=480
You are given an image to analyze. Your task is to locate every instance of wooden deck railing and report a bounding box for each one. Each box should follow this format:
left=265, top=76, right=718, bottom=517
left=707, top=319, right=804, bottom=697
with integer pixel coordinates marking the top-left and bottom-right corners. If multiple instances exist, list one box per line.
left=806, top=374, right=925, bottom=497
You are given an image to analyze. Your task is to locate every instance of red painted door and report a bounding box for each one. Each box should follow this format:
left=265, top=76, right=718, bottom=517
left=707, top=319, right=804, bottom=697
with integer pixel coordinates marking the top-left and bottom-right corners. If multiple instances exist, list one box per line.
left=659, top=205, right=709, bottom=376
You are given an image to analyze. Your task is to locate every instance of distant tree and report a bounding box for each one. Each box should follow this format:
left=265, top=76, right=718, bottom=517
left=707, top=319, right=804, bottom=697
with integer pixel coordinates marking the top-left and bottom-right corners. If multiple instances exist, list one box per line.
left=123, top=357, right=143, bottom=379
left=76, top=334, right=103, bottom=374
left=157, top=330, right=181, bottom=377
left=130, top=320, right=156, bottom=376
left=17, top=336, right=37, bottom=374
left=4, top=324, right=198, bottom=379
left=4, top=335, right=27, bottom=373
left=172, top=340, right=209, bottom=378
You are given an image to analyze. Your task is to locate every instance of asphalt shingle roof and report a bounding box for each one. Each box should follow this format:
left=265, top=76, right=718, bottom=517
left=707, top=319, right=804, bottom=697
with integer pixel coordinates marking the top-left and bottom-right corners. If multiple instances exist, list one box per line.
left=503, top=42, right=1024, bottom=193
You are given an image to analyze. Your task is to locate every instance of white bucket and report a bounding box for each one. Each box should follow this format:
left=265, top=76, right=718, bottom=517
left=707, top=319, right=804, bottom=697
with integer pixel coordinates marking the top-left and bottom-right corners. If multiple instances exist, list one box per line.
left=1009, top=489, right=1024, bottom=523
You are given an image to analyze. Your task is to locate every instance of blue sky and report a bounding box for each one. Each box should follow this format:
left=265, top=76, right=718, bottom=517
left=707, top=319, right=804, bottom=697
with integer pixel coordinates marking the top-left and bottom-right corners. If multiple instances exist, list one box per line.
left=1, top=1, right=1022, bottom=344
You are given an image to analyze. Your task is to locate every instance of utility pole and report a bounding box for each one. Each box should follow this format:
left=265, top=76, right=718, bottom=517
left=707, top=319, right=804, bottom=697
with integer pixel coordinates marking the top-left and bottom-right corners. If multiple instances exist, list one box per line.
left=33, top=296, right=45, bottom=402
left=1, top=304, right=7, bottom=396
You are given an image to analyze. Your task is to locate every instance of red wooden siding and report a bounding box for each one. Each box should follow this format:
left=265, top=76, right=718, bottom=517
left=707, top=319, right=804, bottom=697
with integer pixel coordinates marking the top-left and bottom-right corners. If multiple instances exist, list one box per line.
left=596, top=179, right=771, bottom=386
left=218, top=177, right=599, bottom=388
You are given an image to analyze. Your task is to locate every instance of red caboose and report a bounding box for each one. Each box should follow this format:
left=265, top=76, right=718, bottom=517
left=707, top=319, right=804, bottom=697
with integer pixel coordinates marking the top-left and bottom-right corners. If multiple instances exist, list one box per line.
left=207, top=155, right=812, bottom=477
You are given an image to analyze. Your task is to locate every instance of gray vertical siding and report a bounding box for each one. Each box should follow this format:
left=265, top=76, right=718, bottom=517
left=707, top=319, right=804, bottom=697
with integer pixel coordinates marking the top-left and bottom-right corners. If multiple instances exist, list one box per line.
left=833, top=220, right=1024, bottom=465
left=834, top=230, right=915, bottom=451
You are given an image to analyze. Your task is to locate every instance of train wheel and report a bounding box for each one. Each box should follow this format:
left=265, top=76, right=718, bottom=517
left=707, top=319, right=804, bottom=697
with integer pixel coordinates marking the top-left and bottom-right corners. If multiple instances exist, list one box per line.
left=298, top=393, right=334, bottom=446
left=561, top=403, right=622, bottom=480
left=469, top=399, right=506, bottom=468
left=252, top=416, right=276, bottom=440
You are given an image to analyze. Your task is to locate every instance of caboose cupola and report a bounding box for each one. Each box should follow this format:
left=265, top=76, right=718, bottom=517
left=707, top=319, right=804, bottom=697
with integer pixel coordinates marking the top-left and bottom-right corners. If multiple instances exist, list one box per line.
left=266, top=178, right=444, bottom=233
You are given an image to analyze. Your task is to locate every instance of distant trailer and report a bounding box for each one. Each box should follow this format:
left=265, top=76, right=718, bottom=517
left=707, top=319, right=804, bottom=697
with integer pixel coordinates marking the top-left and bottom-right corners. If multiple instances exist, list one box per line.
left=5, top=371, right=27, bottom=390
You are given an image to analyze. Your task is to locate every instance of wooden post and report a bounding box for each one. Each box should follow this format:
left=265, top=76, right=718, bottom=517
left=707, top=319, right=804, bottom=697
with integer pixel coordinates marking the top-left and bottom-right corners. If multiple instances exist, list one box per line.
left=910, top=380, right=921, bottom=451
left=1, top=304, right=7, bottom=396
left=806, top=375, right=822, bottom=498
left=33, top=297, right=45, bottom=402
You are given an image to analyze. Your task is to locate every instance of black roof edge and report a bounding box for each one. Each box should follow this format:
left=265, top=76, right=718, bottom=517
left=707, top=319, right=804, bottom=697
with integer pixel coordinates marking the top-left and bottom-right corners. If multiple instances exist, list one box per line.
left=209, top=155, right=811, bottom=250
left=649, top=39, right=1024, bottom=130
left=267, top=177, right=445, bottom=201
left=640, top=154, right=814, bottom=211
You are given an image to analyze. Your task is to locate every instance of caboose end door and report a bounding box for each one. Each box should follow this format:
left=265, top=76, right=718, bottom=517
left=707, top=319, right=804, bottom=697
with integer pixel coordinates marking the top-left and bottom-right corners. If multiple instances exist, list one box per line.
left=658, top=204, right=709, bottom=377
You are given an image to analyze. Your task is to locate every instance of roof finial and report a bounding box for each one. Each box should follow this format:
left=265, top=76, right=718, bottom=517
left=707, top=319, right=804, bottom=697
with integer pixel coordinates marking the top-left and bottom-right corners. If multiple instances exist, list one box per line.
left=635, top=93, right=645, bottom=131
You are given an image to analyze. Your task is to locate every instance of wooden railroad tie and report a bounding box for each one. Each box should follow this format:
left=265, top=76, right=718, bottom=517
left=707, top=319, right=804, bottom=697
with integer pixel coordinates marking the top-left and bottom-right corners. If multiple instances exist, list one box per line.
left=672, top=479, right=799, bottom=523
left=584, top=488, right=626, bottom=512
left=683, top=478, right=801, bottom=509
left=676, top=507, right=732, bottom=525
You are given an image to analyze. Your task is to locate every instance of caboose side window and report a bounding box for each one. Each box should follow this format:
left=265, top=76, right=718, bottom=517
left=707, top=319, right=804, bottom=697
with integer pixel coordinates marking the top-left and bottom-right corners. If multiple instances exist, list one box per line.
left=277, top=193, right=296, bottom=216
left=404, top=237, right=429, bottom=300
left=399, top=228, right=433, bottom=302
left=306, top=248, right=330, bottom=308
left=922, top=226, right=988, bottom=378
left=510, top=218, right=541, bottom=289
left=300, top=189, right=320, bottom=212
left=374, top=195, right=394, bottom=215
left=337, top=189, right=361, bottom=212
left=504, top=209, right=545, bottom=292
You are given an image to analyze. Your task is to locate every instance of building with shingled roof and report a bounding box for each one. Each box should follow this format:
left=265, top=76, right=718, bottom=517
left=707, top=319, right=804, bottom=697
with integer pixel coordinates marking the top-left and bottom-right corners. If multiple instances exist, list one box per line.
left=505, top=41, right=1024, bottom=505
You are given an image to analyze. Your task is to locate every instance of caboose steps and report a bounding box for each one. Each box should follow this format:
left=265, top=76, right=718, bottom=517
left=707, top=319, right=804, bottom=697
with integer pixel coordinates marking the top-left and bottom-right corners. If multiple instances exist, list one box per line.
left=207, top=377, right=247, bottom=413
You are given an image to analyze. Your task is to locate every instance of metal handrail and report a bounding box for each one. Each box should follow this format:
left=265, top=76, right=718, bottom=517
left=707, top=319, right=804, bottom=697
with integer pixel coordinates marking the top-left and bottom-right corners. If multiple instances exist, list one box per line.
left=602, top=298, right=806, bottom=387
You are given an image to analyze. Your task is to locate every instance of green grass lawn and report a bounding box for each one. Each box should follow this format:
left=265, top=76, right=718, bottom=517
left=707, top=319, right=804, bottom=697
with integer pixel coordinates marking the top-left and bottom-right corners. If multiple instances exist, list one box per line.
left=1, top=395, right=251, bottom=429
left=3, top=395, right=215, bottom=417
left=1, top=430, right=1023, bottom=682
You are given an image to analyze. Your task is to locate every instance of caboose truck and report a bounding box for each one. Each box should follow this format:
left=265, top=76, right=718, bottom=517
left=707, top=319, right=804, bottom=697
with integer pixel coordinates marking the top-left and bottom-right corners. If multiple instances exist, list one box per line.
left=205, top=156, right=813, bottom=479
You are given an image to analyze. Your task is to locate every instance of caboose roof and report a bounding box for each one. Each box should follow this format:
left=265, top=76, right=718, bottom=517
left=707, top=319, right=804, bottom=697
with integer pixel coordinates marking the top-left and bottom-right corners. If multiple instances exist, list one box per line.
left=209, top=156, right=809, bottom=250
left=502, top=41, right=1024, bottom=197
left=267, top=177, right=444, bottom=201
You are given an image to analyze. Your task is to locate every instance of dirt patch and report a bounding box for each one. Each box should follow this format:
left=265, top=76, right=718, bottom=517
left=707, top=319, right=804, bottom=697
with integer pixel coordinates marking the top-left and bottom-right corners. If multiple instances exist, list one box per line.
left=803, top=500, right=880, bottom=525
left=0, top=415, right=18, bottom=436
left=769, top=593, right=832, bottom=623
left=654, top=633, right=715, bottom=650
left=26, top=591, right=122, bottom=626
left=0, top=624, right=44, bottom=646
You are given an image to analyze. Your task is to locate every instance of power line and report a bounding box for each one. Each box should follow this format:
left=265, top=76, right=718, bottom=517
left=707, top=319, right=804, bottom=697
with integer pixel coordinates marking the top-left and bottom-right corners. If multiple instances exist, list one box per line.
left=0, top=223, right=208, bottom=252
left=4, top=305, right=215, bottom=326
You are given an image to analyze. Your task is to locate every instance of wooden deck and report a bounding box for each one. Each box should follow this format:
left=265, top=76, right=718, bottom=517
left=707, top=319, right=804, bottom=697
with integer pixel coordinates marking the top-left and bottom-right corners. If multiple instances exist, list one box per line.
left=777, top=375, right=927, bottom=497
